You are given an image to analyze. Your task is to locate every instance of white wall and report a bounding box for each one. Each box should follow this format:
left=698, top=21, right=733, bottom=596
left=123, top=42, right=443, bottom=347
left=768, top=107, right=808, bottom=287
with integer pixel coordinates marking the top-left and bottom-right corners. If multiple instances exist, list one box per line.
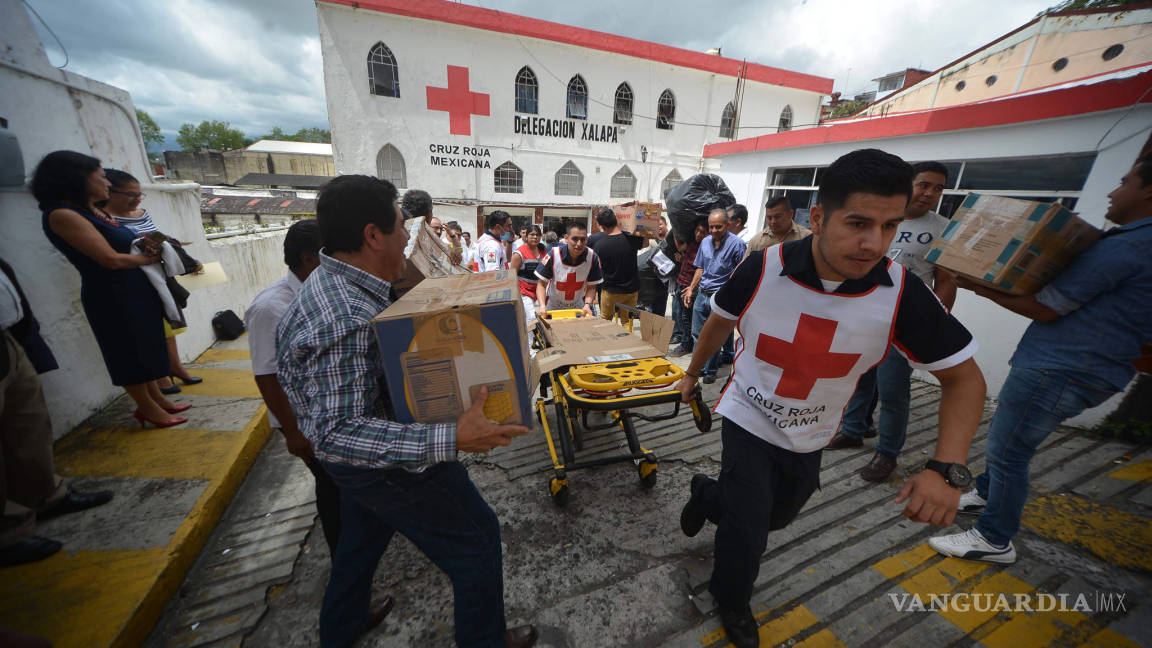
left=317, top=3, right=823, bottom=206
left=0, top=0, right=287, bottom=438
left=709, top=105, right=1152, bottom=426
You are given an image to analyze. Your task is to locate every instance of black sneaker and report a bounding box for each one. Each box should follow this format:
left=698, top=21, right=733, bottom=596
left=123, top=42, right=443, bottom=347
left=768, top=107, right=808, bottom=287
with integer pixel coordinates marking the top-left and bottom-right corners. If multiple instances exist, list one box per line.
left=679, top=474, right=712, bottom=537
left=717, top=605, right=760, bottom=648
left=669, top=346, right=693, bottom=358
left=702, top=374, right=716, bottom=385
left=859, top=452, right=897, bottom=483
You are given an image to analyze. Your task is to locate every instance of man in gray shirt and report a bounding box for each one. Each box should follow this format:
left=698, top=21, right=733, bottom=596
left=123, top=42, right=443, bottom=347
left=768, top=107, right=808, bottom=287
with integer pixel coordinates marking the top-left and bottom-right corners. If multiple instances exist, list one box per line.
left=827, top=161, right=957, bottom=482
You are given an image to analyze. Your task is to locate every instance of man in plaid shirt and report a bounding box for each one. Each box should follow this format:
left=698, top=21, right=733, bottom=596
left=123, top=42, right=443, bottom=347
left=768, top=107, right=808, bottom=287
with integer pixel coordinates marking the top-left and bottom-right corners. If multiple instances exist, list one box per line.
left=277, top=175, right=536, bottom=648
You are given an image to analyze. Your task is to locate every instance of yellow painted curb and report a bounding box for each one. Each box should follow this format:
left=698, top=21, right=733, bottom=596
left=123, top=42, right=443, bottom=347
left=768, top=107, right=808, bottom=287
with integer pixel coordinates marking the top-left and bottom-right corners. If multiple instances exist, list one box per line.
left=109, top=404, right=270, bottom=648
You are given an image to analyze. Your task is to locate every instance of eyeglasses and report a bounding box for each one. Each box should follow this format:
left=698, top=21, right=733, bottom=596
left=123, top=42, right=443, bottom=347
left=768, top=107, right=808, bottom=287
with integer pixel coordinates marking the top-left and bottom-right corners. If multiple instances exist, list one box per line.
left=110, top=189, right=145, bottom=199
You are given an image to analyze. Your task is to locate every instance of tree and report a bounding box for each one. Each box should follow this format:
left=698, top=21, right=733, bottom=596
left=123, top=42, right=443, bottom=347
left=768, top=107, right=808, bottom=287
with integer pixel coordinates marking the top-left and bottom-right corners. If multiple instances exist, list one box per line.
left=829, top=100, right=868, bottom=119
left=177, top=120, right=247, bottom=151
left=257, top=125, right=332, bottom=143
left=136, top=109, right=164, bottom=149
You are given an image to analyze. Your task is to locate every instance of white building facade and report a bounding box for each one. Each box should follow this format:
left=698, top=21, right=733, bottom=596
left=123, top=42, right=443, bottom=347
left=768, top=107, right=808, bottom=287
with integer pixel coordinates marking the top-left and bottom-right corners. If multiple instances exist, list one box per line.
left=316, top=0, right=832, bottom=232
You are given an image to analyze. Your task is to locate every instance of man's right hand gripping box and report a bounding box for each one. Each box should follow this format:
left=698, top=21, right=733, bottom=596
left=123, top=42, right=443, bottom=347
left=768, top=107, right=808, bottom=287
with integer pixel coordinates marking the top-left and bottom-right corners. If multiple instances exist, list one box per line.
left=925, top=193, right=1100, bottom=295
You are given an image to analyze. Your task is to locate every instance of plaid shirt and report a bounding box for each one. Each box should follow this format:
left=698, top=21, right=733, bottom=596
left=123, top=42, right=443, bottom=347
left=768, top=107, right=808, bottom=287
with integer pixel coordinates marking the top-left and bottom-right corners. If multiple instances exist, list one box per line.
left=677, top=240, right=700, bottom=287
left=276, top=251, right=456, bottom=469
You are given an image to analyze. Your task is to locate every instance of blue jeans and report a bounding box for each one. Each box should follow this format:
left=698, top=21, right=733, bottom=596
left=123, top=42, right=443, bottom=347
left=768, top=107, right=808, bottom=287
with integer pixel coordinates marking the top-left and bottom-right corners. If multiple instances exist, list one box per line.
left=691, top=291, right=733, bottom=376
left=319, top=461, right=506, bottom=648
left=841, top=347, right=913, bottom=457
left=972, top=367, right=1116, bottom=546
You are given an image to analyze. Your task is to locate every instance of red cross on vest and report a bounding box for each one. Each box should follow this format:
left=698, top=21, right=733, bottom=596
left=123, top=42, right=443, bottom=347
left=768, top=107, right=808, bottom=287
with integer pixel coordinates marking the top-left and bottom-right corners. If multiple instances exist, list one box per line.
left=756, top=313, right=861, bottom=400
left=554, top=273, right=584, bottom=301
left=426, top=65, right=490, bottom=136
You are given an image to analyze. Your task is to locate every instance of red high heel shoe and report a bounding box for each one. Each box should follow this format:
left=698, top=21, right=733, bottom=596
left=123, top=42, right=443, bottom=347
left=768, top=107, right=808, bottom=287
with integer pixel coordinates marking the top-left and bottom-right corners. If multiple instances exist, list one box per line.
left=164, top=404, right=193, bottom=414
left=133, top=410, right=188, bottom=428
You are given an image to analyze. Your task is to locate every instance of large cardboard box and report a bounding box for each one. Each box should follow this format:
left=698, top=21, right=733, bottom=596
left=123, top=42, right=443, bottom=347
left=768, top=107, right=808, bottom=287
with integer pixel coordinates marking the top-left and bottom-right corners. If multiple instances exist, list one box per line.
left=925, top=193, right=1100, bottom=295
left=612, top=201, right=664, bottom=238
left=392, top=217, right=472, bottom=296
left=373, top=271, right=532, bottom=425
left=532, top=313, right=673, bottom=379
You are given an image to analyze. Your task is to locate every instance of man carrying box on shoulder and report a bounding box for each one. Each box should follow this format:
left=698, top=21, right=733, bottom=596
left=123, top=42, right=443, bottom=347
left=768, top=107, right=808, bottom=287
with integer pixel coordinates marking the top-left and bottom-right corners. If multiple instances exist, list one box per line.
left=930, top=154, right=1152, bottom=565
left=676, top=149, right=986, bottom=648
left=276, top=175, right=537, bottom=648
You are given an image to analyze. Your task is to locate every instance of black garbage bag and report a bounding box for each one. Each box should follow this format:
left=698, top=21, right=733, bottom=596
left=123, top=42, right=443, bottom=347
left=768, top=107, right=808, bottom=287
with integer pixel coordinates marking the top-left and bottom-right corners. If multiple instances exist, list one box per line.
left=665, top=173, right=735, bottom=243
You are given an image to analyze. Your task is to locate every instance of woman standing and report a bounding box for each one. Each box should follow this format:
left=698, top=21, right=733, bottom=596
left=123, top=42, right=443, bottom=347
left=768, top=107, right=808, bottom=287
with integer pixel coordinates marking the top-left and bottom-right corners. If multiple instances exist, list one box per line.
left=34, top=152, right=188, bottom=427
left=102, top=169, right=203, bottom=394
left=509, top=225, right=546, bottom=327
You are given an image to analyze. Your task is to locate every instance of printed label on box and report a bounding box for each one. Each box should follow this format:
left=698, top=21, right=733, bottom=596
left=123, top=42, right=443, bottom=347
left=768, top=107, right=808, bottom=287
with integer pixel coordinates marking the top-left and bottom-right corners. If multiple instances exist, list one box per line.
left=401, top=348, right=462, bottom=422
left=589, top=353, right=634, bottom=362
left=468, top=380, right=520, bottom=424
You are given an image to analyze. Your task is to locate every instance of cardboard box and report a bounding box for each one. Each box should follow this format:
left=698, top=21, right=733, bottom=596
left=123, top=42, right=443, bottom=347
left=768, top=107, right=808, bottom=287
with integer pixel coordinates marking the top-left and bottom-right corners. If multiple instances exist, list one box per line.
left=925, top=193, right=1100, bottom=295
left=612, top=201, right=664, bottom=238
left=532, top=314, right=672, bottom=380
left=392, top=217, right=472, bottom=297
left=373, top=271, right=532, bottom=425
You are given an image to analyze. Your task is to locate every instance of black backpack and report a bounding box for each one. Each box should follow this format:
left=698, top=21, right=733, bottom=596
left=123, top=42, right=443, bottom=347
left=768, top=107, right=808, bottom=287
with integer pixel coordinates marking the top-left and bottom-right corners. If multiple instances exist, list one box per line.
left=212, top=310, right=246, bottom=341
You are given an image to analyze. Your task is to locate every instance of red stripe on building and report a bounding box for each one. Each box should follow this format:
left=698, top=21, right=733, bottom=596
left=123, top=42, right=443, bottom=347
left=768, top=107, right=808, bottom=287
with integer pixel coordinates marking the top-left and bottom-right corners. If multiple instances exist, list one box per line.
left=704, top=70, right=1152, bottom=157
left=319, top=0, right=833, bottom=94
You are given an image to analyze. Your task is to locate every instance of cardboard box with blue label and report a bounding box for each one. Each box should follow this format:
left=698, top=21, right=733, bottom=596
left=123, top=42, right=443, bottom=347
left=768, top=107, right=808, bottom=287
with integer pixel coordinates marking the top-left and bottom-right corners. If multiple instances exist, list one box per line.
left=925, top=193, right=1100, bottom=295
left=372, top=271, right=531, bottom=425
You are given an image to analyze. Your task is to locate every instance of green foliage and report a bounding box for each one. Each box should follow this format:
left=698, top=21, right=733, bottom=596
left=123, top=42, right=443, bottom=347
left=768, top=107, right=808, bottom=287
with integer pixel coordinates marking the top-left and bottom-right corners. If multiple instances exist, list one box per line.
left=829, top=100, right=868, bottom=119
left=177, top=120, right=247, bottom=151
left=258, top=125, right=332, bottom=143
left=136, top=109, right=164, bottom=149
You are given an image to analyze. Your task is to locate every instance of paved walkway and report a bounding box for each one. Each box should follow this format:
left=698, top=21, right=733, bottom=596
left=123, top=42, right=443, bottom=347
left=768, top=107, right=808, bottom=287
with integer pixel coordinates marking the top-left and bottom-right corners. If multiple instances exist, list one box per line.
left=0, top=336, right=268, bottom=648
left=6, top=331, right=1150, bottom=648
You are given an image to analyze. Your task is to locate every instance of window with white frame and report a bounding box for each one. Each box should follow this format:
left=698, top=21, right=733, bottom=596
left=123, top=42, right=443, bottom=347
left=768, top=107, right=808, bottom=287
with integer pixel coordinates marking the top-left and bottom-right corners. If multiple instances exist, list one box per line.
left=611, top=165, right=636, bottom=198
left=367, top=42, right=400, bottom=98
left=376, top=144, right=406, bottom=188
left=555, top=161, right=583, bottom=196
left=777, top=105, right=793, bottom=132
left=657, top=89, right=675, bottom=130
left=567, top=75, right=588, bottom=120
left=720, top=102, right=736, bottom=139
left=661, top=170, right=682, bottom=199
left=495, top=161, right=524, bottom=194
left=614, top=83, right=633, bottom=125
left=515, top=66, right=538, bottom=114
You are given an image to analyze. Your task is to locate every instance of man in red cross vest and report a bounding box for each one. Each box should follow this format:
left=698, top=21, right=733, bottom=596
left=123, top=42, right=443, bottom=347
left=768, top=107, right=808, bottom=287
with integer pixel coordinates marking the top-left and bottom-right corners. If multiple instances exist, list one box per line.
left=676, top=149, right=986, bottom=648
left=535, top=222, right=602, bottom=317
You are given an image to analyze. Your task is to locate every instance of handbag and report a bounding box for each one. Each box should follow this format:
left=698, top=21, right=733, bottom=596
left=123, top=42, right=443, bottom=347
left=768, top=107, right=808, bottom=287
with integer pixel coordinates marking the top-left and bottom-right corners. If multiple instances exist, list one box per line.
left=211, top=310, right=246, bottom=340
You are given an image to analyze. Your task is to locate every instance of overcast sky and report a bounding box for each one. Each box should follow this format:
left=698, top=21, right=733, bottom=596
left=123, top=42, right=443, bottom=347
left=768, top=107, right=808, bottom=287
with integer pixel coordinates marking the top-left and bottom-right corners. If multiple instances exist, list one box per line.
left=26, top=0, right=1055, bottom=150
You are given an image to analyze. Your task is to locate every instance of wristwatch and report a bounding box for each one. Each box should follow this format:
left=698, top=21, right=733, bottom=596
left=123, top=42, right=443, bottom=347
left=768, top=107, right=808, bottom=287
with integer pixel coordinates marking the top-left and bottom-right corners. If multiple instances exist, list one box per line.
left=925, top=460, right=972, bottom=489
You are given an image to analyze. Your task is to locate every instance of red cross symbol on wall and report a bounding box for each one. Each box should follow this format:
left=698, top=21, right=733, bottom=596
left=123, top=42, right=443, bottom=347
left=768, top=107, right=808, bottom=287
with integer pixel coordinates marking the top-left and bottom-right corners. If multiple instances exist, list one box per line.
left=554, top=273, right=585, bottom=301
left=756, top=313, right=861, bottom=400
left=426, top=65, right=490, bottom=136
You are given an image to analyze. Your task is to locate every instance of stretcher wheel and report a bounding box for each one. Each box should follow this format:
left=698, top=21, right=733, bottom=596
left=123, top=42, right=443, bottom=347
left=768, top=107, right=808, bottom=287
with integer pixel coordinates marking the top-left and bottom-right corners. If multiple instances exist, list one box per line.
left=691, top=395, right=712, bottom=433
left=638, top=459, right=658, bottom=489
left=549, top=477, right=570, bottom=507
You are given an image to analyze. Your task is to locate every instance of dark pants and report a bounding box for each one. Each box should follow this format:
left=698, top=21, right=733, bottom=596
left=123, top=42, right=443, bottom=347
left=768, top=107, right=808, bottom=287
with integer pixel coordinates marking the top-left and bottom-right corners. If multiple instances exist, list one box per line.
left=305, top=457, right=341, bottom=558
left=698, top=419, right=822, bottom=610
left=319, top=461, right=506, bottom=648
left=671, top=284, right=694, bottom=350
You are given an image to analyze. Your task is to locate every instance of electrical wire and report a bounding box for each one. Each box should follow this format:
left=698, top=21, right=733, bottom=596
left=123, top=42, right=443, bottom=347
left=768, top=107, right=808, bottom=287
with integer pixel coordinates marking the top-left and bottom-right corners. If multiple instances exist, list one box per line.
left=22, top=0, right=68, bottom=69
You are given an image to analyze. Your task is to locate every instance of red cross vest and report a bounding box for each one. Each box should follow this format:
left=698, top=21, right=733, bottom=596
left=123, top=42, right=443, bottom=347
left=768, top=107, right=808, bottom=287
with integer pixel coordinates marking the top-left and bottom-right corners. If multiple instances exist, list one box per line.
left=542, top=246, right=598, bottom=309
left=716, top=246, right=905, bottom=452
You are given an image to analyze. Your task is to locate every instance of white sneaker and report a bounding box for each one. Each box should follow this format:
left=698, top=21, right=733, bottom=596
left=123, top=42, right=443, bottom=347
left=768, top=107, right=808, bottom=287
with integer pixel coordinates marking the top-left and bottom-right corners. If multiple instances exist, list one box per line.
left=929, top=528, right=1017, bottom=564
left=958, top=490, right=987, bottom=513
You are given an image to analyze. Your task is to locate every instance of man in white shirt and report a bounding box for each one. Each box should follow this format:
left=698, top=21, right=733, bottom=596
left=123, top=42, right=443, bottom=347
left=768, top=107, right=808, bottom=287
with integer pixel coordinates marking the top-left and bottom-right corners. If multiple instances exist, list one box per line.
left=828, top=162, right=958, bottom=484
left=726, top=204, right=756, bottom=243
left=476, top=210, right=513, bottom=272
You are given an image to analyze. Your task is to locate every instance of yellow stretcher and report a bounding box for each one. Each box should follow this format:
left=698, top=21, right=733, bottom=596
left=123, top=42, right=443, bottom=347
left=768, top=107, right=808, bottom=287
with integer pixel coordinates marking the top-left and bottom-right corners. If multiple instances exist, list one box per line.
left=533, top=305, right=712, bottom=507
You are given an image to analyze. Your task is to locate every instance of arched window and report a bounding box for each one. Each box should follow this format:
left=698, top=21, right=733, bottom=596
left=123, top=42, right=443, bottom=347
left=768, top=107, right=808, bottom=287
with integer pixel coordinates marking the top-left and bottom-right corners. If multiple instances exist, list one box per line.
left=777, top=105, right=793, bottom=132
left=657, top=89, right=675, bottom=130
left=719, top=102, right=736, bottom=139
left=376, top=144, right=406, bottom=188
left=567, top=75, right=588, bottom=120
left=515, top=66, right=538, bottom=114
left=661, top=170, right=682, bottom=199
left=610, top=165, right=636, bottom=198
left=494, top=161, right=523, bottom=194
left=554, top=161, right=583, bottom=196
left=614, top=83, right=633, bottom=125
left=367, top=42, right=399, bottom=97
